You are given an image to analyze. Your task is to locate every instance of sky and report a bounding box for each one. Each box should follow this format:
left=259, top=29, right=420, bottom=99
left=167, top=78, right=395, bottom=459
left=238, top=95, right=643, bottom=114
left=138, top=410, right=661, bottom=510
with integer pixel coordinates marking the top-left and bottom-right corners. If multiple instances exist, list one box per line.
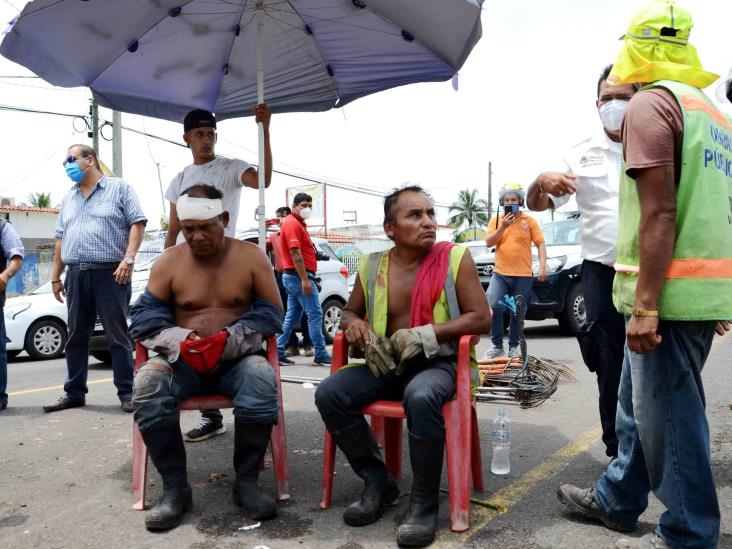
left=1, top=0, right=731, bottom=233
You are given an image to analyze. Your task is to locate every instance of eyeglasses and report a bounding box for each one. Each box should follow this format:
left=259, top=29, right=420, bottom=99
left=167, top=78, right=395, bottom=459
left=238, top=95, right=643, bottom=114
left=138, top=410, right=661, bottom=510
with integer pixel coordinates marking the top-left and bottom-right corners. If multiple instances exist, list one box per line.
left=62, top=154, right=88, bottom=167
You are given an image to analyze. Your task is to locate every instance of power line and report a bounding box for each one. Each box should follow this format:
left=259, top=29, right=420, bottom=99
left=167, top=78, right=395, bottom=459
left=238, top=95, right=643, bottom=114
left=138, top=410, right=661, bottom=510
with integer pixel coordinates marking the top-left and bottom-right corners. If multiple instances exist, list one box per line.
left=0, top=102, right=453, bottom=207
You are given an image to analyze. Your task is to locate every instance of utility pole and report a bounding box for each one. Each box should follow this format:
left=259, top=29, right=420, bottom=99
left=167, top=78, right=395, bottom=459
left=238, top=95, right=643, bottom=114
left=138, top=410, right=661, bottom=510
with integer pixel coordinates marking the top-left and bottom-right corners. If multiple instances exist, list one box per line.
left=90, top=99, right=99, bottom=153
left=487, top=160, right=493, bottom=217
left=112, top=110, right=122, bottom=177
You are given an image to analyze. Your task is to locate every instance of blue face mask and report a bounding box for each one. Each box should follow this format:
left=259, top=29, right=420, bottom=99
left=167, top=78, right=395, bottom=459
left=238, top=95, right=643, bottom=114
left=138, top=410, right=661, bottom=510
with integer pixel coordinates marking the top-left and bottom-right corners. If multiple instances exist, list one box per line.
left=65, top=162, right=85, bottom=184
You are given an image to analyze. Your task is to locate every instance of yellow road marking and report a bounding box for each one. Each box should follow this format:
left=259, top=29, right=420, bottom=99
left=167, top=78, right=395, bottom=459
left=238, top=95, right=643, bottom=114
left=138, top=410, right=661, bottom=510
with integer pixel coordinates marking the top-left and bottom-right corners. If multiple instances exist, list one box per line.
left=9, top=378, right=113, bottom=396
left=435, top=422, right=603, bottom=547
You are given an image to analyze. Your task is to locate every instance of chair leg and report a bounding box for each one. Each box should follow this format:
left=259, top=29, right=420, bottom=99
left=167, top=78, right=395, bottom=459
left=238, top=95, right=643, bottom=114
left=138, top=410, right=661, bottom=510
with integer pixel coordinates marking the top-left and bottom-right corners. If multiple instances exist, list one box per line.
left=470, top=404, right=485, bottom=493
left=131, top=421, right=148, bottom=510
left=444, top=405, right=471, bottom=532
left=270, top=415, right=290, bottom=501
left=320, top=428, right=337, bottom=509
left=370, top=415, right=385, bottom=448
left=383, top=417, right=403, bottom=481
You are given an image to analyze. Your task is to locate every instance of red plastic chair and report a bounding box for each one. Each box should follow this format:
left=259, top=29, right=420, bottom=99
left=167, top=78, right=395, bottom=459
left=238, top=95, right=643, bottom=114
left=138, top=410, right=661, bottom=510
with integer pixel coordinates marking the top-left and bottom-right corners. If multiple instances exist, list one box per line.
left=320, top=332, right=484, bottom=532
left=131, top=336, right=290, bottom=510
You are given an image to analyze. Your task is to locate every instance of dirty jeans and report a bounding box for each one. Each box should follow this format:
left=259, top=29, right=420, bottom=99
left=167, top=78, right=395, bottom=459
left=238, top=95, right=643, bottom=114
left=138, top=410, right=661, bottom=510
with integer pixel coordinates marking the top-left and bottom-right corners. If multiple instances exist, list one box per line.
left=132, top=353, right=279, bottom=433
left=63, top=266, right=133, bottom=401
left=277, top=273, right=327, bottom=360
left=486, top=273, right=533, bottom=349
left=576, top=260, right=625, bottom=457
left=314, top=357, right=457, bottom=440
left=594, top=320, right=719, bottom=549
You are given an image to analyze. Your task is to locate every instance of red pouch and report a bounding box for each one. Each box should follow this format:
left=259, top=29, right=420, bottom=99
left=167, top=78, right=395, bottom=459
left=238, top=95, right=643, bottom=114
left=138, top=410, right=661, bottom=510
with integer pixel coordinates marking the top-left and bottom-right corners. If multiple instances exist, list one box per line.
left=179, top=331, right=228, bottom=375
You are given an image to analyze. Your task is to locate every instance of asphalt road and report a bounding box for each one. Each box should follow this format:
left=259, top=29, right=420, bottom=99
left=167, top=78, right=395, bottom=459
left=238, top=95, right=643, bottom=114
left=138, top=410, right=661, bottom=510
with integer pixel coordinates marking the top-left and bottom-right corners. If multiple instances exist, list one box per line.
left=1, top=321, right=731, bottom=549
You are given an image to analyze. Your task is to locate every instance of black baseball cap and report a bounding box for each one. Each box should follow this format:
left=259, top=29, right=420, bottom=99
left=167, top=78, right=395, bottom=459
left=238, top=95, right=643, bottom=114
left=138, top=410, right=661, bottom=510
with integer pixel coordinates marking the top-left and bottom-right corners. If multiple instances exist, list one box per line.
left=183, top=109, right=217, bottom=133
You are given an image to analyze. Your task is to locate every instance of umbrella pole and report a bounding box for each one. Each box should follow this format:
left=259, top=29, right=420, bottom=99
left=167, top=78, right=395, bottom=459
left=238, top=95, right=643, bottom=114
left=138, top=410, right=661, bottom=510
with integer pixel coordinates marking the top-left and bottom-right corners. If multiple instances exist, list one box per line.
left=256, top=1, right=266, bottom=250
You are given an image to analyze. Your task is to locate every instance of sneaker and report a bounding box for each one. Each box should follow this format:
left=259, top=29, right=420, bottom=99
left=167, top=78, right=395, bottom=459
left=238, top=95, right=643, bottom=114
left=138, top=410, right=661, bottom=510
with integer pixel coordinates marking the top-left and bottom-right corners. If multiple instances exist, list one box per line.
left=279, top=355, right=295, bottom=365
left=614, top=533, right=671, bottom=549
left=184, top=418, right=227, bottom=442
left=303, top=346, right=315, bottom=357
left=120, top=399, right=134, bottom=413
left=314, top=355, right=332, bottom=366
left=482, top=346, right=504, bottom=360
left=557, top=484, right=633, bottom=533
left=43, top=395, right=85, bottom=413
left=508, top=347, right=521, bottom=359
left=0, top=402, right=6, bottom=411
left=285, top=345, right=300, bottom=357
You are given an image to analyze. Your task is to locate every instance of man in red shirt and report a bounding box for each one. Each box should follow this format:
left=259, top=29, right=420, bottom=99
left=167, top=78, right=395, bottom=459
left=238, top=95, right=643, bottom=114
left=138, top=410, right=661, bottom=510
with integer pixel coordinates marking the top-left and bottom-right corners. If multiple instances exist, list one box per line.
left=276, top=193, right=331, bottom=365
left=267, top=206, right=312, bottom=364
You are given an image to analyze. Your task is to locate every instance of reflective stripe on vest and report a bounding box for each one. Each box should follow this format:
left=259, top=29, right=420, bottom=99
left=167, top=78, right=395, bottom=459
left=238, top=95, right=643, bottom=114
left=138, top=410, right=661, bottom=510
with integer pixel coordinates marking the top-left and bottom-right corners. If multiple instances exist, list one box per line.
left=612, top=80, right=732, bottom=320
left=358, top=246, right=479, bottom=387
left=615, top=258, right=732, bottom=279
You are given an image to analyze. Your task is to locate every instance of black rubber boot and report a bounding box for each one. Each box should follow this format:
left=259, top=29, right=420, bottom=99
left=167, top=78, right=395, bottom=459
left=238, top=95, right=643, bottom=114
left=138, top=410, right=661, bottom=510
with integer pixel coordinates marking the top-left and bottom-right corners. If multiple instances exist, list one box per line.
left=334, top=423, right=400, bottom=527
left=141, top=423, right=193, bottom=531
left=396, top=434, right=444, bottom=547
left=232, top=420, right=278, bottom=520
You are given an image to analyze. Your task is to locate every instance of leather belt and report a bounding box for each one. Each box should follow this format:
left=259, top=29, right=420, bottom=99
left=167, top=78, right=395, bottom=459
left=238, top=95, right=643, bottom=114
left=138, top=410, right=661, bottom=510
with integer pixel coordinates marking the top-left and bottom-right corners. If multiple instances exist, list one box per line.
left=284, top=268, right=316, bottom=277
left=69, top=262, right=120, bottom=271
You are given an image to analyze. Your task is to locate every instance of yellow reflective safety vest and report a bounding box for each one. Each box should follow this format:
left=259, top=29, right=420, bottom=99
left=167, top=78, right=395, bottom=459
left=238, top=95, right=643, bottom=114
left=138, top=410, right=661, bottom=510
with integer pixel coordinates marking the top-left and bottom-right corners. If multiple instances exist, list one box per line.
left=613, top=80, right=732, bottom=320
left=357, top=245, right=479, bottom=388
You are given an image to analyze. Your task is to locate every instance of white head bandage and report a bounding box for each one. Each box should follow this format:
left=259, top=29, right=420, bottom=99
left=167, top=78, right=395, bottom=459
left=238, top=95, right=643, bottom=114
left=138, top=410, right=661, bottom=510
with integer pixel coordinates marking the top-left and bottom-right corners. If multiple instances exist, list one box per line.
left=177, top=195, right=224, bottom=221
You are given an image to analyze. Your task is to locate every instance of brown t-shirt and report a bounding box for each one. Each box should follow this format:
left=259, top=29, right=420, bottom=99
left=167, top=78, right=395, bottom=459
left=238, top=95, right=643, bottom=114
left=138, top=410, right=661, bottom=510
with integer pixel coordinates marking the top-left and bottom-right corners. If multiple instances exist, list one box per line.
left=621, top=87, right=684, bottom=184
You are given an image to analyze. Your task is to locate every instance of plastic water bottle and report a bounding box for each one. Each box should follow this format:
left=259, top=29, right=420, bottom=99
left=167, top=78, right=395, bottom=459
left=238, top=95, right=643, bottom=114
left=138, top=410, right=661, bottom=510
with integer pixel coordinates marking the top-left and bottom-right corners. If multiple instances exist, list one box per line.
left=490, top=409, right=511, bottom=475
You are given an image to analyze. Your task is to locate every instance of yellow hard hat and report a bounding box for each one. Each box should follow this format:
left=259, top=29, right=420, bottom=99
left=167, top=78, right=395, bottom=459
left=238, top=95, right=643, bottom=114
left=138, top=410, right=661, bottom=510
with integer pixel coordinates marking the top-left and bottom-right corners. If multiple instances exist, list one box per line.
left=499, top=183, right=524, bottom=204
left=609, top=0, right=718, bottom=89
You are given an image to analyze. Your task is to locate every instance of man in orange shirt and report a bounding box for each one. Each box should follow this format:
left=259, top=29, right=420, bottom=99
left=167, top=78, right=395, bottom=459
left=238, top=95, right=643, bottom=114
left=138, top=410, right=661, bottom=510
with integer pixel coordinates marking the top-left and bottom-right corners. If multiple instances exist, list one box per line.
left=484, top=184, right=547, bottom=359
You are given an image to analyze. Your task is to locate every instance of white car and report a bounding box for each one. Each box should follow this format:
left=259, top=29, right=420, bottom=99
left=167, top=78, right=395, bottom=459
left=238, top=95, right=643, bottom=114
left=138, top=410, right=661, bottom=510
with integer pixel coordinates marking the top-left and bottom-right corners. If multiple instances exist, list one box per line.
left=4, top=274, right=147, bottom=361
left=236, top=229, right=350, bottom=344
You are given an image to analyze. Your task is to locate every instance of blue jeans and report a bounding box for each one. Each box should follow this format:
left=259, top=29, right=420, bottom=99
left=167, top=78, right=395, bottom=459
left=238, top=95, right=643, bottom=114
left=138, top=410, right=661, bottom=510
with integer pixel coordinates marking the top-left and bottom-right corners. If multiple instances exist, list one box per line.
left=486, top=273, right=533, bottom=348
left=132, top=353, right=279, bottom=432
left=63, top=266, right=133, bottom=401
left=277, top=273, right=327, bottom=359
left=594, top=320, right=719, bottom=548
left=0, top=310, right=7, bottom=406
left=275, top=271, right=311, bottom=348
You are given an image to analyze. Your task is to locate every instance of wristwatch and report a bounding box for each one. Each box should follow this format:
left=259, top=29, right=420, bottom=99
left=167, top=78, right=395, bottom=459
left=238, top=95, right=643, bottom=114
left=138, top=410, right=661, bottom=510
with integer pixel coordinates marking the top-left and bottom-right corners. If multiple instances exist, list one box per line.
left=124, top=257, right=135, bottom=266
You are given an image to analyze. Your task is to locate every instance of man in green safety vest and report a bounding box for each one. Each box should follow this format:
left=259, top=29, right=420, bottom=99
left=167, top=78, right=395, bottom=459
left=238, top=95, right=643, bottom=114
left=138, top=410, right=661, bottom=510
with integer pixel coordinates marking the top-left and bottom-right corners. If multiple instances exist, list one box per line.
left=315, top=185, right=490, bottom=547
left=557, top=2, right=732, bottom=549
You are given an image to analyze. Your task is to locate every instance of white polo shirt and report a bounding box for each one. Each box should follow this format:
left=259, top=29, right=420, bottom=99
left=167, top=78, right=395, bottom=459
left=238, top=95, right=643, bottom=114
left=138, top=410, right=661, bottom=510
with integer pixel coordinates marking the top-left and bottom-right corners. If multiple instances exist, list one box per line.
left=549, top=131, right=622, bottom=267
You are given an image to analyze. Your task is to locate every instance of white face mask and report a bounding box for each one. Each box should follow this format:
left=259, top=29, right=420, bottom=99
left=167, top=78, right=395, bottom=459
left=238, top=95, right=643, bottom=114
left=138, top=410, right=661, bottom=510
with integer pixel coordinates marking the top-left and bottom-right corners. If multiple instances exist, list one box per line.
left=299, top=207, right=312, bottom=219
left=598, top=99, right=629, bottom=132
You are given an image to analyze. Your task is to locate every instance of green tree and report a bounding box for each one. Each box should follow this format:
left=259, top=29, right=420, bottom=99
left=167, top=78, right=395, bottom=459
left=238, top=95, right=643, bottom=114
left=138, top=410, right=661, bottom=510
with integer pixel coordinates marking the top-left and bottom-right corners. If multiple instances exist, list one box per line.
left=28, top=192, right=51, bottom=208
left=447, top=189, right=489, bottom=241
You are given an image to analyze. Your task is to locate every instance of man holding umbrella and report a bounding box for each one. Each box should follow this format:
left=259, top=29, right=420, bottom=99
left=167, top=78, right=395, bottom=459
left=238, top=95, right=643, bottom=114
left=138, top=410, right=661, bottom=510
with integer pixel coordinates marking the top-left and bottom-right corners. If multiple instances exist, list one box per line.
left=163, top=104, right=273, bottom=443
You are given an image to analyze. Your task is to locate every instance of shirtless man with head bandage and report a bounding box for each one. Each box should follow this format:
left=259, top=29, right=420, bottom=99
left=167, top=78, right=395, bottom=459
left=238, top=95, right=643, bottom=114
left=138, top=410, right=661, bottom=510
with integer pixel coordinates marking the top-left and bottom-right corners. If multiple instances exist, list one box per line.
left=129, top=184, right=284, bottom=531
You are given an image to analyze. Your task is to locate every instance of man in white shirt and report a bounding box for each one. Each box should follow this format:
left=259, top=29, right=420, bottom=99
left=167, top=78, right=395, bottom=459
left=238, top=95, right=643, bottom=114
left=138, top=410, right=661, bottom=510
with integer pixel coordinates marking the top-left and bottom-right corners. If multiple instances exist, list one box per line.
left=526, top=65, right=638, bottom=460
left=163, top=105, right=273, bottom=442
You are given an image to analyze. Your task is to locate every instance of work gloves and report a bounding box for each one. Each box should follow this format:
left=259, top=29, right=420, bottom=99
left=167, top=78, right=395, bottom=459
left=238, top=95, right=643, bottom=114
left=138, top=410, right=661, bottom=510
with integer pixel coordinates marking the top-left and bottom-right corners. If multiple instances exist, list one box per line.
left=390, top=325, right=440, bottom=375
left=364, top=331, right=398, bottom=378
left=355, top=325, right=439, bottom=378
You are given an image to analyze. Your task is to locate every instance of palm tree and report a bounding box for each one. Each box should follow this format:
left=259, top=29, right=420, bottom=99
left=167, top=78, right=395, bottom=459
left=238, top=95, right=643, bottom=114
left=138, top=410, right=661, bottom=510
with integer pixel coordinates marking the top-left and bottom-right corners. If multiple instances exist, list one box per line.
left=28, top=192, right=51, bottom=208
left=447, top=189, right=489, bottom=241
